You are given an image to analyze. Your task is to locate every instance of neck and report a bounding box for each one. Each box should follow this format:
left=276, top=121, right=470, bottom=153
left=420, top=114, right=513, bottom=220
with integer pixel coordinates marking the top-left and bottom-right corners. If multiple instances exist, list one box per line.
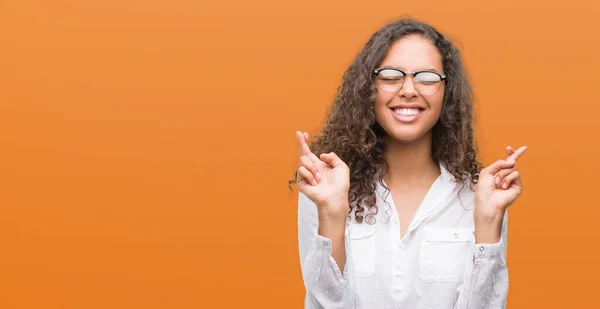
left=383, top=132, right=440, bottom=188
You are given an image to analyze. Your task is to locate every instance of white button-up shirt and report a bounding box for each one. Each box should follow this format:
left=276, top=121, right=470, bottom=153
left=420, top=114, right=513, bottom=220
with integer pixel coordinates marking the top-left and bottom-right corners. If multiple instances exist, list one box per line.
left=298, top=162, right=509, bottom=309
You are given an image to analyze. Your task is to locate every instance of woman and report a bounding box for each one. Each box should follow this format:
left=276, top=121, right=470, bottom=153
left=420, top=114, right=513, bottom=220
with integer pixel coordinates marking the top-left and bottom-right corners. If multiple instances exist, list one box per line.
left=294, top=18, right=527, bottom=309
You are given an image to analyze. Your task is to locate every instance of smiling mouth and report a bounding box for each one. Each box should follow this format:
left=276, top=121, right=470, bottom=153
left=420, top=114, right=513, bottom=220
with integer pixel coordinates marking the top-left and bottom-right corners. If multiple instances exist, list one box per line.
left=391, top=107, right=424, bottom=116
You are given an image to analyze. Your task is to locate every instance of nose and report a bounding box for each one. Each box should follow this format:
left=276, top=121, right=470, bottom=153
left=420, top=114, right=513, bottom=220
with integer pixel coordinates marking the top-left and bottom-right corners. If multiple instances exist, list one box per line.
left=398, top=76, right=418, bottom=99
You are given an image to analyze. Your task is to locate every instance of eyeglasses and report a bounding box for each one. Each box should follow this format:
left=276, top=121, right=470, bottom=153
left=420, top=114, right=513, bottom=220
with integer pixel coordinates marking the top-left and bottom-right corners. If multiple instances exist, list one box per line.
left=372, top=67, right=447, bottom=96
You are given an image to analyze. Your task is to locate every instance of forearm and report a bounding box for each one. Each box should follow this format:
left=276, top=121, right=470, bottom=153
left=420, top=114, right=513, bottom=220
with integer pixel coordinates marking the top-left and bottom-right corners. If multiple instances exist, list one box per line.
left=455, top=211, right=509, bottom=309
left=317, top=202, right=349, bottom=274
left=299, top=194, right=354, bottom=308
left=455, top=246, right=509, bottom=309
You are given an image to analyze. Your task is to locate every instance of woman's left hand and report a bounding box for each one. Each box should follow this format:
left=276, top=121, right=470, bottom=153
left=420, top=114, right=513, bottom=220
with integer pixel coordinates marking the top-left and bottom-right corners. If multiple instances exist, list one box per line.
left=475, top=145, right=527, bottom=220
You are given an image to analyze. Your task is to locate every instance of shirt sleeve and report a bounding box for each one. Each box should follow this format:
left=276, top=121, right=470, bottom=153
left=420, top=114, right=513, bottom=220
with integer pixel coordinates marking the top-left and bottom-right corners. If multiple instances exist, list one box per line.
left=298, top=192, right=355, bottom=309
left=454, top=211, right=509, bottom=309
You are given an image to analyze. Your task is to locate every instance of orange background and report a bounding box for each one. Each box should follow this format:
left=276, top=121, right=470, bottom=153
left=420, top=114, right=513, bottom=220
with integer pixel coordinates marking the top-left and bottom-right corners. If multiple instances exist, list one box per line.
left=1, top=0, right=599, bottom=308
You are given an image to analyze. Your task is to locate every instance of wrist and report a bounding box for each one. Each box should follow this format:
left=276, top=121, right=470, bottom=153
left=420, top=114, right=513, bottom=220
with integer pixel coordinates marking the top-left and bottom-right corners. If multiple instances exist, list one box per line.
left=474, top=210, right=505, bottom=244
left=318, top=212, right=347, bottom=239
left=318, top=201, right=349, bottom=223
left=317, top=193, right=349, bottom=219
left=317, top=198, right=349, bottom=234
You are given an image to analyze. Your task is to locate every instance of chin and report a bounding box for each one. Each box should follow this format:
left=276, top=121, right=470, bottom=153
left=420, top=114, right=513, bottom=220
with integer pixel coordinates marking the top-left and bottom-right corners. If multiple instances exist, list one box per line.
left=389, top=131, right=428, bottom=143
left=382, top=125, right=433, bottom=144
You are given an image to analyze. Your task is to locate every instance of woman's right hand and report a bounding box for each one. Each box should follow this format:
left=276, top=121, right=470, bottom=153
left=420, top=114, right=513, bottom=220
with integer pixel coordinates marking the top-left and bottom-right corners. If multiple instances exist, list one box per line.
left=295, top=131, right=350, bottom=222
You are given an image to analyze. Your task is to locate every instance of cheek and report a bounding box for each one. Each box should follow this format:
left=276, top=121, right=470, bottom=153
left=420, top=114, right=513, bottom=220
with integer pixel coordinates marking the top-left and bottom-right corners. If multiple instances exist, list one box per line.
left=430, top=96, right=444, bottom=112
left=435, top=86, right=446, bottom=107
left=428, top=90, right=445, bottom=113
left=374, top=92, right=391, bottom=119
left=374, top=90, right=387, bottom=107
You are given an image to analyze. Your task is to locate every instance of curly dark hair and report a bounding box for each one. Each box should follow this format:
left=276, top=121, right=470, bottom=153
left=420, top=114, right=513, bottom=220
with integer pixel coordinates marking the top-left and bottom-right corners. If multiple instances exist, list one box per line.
left=291, top=17, right=482, bottom=224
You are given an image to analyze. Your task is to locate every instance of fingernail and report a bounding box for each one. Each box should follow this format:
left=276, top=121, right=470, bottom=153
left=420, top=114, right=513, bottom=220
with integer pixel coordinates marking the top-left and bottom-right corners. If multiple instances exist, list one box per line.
left=503, top=182, right=508, bottom=189
left=312, top=179, right=317, bottom=186
left=495, top=176, right=500, bottom=184
left=316, top=171, right=321, bottom=179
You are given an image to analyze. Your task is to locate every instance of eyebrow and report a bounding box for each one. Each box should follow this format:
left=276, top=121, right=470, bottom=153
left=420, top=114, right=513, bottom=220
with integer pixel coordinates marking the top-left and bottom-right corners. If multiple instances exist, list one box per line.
left=380, top=65, right=442, bottom=73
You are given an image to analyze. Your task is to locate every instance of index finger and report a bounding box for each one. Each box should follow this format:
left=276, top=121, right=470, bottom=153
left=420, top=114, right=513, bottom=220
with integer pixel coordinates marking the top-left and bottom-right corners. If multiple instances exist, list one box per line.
left=507, top=145, right=527, bottom=162
left=296, top=131, right=311, bottom=155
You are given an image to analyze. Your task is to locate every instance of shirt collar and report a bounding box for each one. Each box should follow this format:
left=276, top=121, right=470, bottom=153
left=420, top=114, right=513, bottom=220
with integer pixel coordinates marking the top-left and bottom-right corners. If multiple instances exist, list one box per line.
left=377, top=160, right=458, bottom=232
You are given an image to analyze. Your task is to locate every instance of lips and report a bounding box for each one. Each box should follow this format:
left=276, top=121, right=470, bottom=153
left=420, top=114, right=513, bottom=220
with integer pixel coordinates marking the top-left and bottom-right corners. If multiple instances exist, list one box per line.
left=392, top=107, right=423, bottom=116
left=388, top=106, right=425, bottom=123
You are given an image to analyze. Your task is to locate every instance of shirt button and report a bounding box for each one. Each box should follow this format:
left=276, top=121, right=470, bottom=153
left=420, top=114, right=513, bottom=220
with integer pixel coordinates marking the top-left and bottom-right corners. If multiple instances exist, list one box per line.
left=479, top=246, right=485, bottom=252
left=454, top=233, right=459, bottom=238
left=323, top=241, right=329, bottom=246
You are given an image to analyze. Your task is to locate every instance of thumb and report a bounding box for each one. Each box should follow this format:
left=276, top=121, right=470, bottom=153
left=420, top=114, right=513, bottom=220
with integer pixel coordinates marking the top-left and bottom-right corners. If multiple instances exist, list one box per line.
left=320, top=152, right=345, bottom=168
left=484, top=159, right=516, bottom=175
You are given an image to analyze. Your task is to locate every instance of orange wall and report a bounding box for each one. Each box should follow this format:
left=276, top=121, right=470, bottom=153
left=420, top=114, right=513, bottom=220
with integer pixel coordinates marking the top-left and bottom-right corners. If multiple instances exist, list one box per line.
left=1, top=1, right=599, bottom=308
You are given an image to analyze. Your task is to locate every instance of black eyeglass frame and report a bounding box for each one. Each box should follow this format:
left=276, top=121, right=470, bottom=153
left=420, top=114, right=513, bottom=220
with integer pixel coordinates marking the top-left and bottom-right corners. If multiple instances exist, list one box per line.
left=372, top=67, right=447, bottom=95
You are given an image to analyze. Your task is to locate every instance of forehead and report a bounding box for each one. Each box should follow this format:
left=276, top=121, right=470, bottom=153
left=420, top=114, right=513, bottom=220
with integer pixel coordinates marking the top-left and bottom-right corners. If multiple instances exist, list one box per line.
left=379, top=35, right=443, bottom=71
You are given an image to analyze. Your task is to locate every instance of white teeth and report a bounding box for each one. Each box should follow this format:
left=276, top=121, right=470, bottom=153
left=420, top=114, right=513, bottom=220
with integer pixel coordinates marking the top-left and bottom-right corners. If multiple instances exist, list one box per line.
left=394, top=108, right=421, bottom=116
